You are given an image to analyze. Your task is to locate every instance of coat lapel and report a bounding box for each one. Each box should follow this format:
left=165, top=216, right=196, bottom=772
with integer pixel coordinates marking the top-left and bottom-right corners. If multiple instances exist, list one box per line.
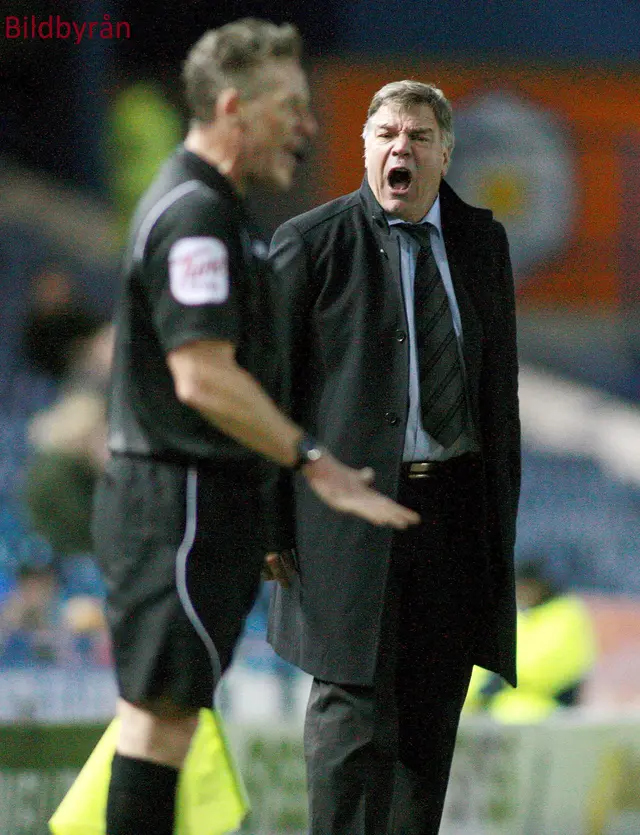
left=359, top=177, right=406, bottom=326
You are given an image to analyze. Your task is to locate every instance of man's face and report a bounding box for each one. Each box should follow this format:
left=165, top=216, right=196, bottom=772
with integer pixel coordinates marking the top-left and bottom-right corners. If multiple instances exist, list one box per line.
left=364, top=102, right=450, bottom=221
left=239, top=59, right=317, bottom=190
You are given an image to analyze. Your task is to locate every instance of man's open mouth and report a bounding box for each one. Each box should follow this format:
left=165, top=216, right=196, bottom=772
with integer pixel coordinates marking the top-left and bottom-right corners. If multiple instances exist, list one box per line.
left=387, top=167, right=412, bottom=192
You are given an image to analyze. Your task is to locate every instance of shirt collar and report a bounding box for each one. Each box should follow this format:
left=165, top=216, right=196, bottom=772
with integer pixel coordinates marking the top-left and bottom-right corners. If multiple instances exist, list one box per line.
left=386, top=194, right=442, bottom=237
left=178, top=144, right=242, bottom=206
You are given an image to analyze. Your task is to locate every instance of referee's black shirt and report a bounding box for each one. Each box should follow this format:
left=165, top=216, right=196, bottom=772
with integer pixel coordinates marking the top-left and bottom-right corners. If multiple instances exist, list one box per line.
left=107, top=146, right=282, bottom=467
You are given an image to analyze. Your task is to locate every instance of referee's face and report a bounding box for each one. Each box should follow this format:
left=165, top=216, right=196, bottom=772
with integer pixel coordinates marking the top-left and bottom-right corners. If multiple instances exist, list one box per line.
left=239, top=59, right=317, bottom=190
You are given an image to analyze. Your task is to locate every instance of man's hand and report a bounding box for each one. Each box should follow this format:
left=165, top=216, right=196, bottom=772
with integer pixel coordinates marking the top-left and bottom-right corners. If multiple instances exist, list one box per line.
left=303, top=453, right=420, bottom=529
left=263, top=551, right=298, bottom=588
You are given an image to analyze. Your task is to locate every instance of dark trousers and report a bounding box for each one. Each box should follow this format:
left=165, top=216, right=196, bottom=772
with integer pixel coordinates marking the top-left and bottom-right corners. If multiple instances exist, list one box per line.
left=304, top=456, right=484, bottom=835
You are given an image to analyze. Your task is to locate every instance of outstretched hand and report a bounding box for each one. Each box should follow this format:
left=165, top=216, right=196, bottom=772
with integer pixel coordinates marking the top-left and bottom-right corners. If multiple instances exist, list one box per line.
left=302, top=452, right=420, bottom=529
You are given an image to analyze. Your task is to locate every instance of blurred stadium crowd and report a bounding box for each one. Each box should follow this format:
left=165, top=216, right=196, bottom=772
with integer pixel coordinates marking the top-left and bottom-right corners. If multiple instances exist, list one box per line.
left=1, top=0, right=640, bottom=728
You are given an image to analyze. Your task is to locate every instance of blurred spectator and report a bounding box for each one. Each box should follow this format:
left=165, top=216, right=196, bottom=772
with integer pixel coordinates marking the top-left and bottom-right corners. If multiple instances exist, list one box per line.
left=7, top=382, right=111, bottom=666
left=106, top=79, right=183, bottom=242
left=16, top=258, right=114, bottom=607
left=24, top=389, right=107, bottom=560
left=22, top=307, right=106, bottom=382
left=67, top=321, right=114, bottom=393
left=21, top=263, right=109, bottom=385
left=62, top=593, right=111, bottom=666
left=0, top=254, right=113, bottom=619
left=0, top=561, right=61, bottom=664
left=464, top=559, right=597, bottom=722
left=0, top=552, right=109, bottom=667
left=63, top=595, right=108, bottom=635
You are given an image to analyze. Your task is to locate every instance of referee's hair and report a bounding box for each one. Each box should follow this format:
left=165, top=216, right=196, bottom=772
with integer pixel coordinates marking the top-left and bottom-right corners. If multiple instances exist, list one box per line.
left=183, top=18, right=302, bottom=123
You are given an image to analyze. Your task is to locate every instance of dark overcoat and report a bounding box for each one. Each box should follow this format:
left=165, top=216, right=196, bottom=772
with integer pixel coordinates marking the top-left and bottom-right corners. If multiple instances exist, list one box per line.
left=267, top=177, right=521, bottom=687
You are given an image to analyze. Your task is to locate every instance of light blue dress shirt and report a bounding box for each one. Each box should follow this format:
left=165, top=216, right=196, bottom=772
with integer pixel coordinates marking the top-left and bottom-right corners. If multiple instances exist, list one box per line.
left=388, top=196, right=477, bottom=462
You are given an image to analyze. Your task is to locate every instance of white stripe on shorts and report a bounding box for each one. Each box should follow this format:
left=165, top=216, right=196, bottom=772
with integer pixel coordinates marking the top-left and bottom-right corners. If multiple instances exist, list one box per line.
left=175, top=466, right=222, bottom=704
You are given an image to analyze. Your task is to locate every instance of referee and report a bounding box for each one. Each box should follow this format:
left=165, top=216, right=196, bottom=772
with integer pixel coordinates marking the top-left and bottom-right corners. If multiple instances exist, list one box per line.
left=92, top=19, right=419, bottom=835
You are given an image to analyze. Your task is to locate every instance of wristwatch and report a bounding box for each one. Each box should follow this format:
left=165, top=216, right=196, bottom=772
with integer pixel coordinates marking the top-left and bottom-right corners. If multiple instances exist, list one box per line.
left=292, top=433, right=325, bottom=471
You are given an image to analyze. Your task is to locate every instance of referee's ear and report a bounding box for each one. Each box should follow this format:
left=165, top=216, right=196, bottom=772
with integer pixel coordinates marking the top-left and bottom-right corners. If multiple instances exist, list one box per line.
left=216, top=88, right=241, bottom=120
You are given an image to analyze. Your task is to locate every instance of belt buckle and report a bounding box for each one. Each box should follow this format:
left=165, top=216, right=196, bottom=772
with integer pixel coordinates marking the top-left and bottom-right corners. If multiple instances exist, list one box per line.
left=408, top=461, right=435, bottom=479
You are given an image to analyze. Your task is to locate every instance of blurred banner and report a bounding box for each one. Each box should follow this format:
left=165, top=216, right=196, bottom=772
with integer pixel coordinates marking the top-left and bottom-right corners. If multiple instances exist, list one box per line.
left=2, top=715, right=640, bottom=834
left=310, top=62, right=640, bottom=311
left=443, top=717, right=640, bottom=834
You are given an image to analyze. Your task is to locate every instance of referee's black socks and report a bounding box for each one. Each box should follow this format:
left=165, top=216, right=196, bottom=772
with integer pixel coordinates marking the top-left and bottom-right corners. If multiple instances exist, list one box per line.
left=106, top=753, right=179, bottom=835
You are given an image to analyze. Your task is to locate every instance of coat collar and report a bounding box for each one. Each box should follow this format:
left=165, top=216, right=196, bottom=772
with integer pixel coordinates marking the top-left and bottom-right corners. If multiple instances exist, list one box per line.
left=358, top=174, right=390, bottom=234
left=439, top=178, right=494, bottom=235
left=358, top=174, right=494, bottom=237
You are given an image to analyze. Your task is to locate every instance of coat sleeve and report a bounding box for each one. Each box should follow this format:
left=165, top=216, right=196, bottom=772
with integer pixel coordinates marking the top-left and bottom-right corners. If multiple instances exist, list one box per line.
left=259, top=220, right=314, bottom=553
left=491, top=221, right=521, bottom=547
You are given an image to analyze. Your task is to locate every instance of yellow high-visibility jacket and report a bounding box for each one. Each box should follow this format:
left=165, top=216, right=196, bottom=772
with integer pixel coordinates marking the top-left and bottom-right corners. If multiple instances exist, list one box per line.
left=465, top=594, right=597, bottom=723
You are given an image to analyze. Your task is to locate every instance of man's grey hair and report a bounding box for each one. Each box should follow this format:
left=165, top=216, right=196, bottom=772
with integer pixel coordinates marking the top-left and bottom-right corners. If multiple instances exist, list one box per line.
left=362, top=80, right=455, bottom=155
left=183, top=18, right=302, bottom=122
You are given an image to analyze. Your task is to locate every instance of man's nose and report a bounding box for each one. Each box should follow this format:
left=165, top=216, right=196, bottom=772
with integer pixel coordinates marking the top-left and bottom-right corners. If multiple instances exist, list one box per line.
left=296, top=111, right=317, bottom=140
left=391, top=132, right=411, bottom=154
left=305, top=112, right=318, bottom=139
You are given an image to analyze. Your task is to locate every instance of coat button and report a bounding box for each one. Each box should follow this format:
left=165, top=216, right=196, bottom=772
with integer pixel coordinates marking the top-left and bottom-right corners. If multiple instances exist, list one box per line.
left=395, top=329, right=407, bottom=343
left=384, top=411, right=399, bottom=426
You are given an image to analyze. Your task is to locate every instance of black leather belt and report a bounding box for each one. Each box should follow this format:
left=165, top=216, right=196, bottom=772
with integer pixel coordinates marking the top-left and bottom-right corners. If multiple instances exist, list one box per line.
left=400, top=453, right=480, bottom=479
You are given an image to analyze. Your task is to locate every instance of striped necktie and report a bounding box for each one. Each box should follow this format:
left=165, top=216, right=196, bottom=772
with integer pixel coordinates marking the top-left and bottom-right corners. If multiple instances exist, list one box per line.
left=398, top=222, right=468, bottom=449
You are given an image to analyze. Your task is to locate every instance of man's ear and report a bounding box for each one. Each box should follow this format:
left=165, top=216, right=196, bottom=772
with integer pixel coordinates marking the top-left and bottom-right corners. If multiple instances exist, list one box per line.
left=442, top=145, right=452, bottom=175
left=215, top=88, right=241, bottom=120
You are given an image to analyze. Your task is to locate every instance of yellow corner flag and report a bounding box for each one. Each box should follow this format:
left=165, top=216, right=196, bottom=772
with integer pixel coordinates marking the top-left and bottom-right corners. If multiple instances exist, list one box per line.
left=49, top=708, right=249, bottom=835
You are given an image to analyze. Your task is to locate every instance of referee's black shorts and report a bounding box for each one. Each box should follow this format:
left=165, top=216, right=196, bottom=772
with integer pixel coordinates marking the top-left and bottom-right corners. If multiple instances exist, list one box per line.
left=92, top=454, right=265, bottom=710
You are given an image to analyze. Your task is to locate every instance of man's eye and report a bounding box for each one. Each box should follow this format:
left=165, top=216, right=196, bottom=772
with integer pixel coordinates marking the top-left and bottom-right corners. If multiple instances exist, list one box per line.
left=286, top=99, right=307, bottom=117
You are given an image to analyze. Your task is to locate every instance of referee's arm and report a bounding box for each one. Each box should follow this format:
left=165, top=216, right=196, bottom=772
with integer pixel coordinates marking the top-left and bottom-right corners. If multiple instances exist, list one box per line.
left=168, top=338, right=303, bottom=468
left=167, top=338, right=420, bottom=530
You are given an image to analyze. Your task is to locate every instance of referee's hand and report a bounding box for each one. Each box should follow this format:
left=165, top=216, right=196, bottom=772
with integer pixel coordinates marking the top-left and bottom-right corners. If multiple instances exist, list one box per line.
left=302, top=453, right=420, bottom=529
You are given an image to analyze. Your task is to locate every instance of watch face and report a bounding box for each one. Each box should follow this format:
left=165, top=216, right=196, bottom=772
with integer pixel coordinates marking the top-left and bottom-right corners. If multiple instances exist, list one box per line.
left=298, top=434, right=323, bottom=464
left=306, top=446, right=323, bottom=463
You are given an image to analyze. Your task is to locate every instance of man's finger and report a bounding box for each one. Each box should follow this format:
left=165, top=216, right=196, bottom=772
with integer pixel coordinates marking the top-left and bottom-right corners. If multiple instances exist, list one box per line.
left=369, top=505, right=420, bottom=528
left=338, top=493, right=420, bottom=529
